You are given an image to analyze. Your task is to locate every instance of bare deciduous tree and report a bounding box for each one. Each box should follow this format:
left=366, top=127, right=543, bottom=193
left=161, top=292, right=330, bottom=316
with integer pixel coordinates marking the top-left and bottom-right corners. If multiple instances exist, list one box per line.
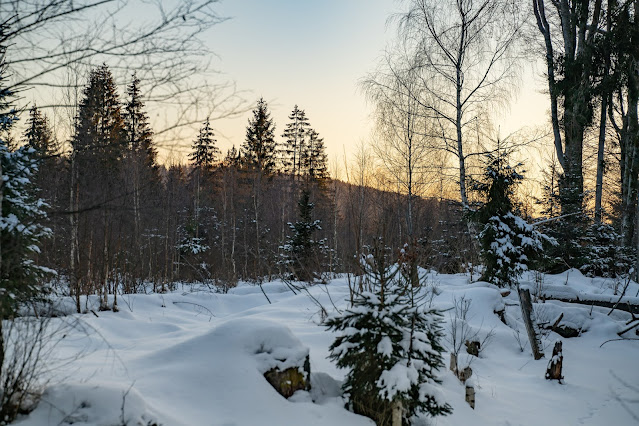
left=1, top=0, right=246, bottom=146
left=365, top=57, right=435, bottom=239
left=394, top=0, right=525, bottom=208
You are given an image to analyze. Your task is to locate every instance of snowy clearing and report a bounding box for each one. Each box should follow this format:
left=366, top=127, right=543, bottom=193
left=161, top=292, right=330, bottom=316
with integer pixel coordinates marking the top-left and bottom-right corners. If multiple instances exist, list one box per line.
left=13, top=269, right=639, bottom=425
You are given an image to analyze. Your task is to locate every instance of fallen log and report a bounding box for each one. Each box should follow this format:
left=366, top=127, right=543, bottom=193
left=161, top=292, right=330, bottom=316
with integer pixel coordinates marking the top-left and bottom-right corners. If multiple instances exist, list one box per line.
left=539, top=294, right=639, bottom=315
left=618, top=320, right=639, bottom=337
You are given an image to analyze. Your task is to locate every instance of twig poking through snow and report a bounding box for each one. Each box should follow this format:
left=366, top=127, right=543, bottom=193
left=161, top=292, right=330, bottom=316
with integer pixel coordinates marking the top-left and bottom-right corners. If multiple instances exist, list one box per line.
left=172, top=301, right=215, bottom=320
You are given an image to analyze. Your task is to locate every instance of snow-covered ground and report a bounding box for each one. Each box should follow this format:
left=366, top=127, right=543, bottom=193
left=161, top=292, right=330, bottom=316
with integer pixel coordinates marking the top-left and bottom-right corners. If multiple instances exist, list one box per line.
left=13, top=269, right=639, bottom=425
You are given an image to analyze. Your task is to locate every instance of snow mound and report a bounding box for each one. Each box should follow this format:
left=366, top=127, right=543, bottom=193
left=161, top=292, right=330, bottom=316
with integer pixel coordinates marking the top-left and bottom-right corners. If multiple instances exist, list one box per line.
left=128, top=317, right=369, bottom=425
left=15, top=383, right=160, bottom=426
left=211, top=318, right=310, bottom=374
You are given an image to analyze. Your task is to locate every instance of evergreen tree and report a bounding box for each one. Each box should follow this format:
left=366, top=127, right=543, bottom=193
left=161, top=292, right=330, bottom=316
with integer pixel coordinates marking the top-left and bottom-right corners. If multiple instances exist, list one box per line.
left=123, top=73, right=160, bottom=273
left=280, top=189, right=326, bottom=282
left=124, top=73, right=157, bottom=171
left=21, top=104, right=56, bottom=213
left=189, top=117, right=220, bottom=170
left=474, top=151, right=550, bottom=287
left=223, top=145, right=241, bottom=168
left=73, top=64, right=126, bottom=165
left=0, top=57, right=51, bottom=319
left=0, top=146, right=51, bottom=317
left=241, top=98, right=277, bottom=174
left=240, top=98, right=277, bottom=278
left=188, top=117, right=220, bottom=244
left=72, top=64, right=127, bottom=310
left=281, top=105, right=310, bottom=175
left=0, top=47, right=51, bottom=422
left=580, top=223, right=633, bottom=278
left=326, top=244, right=451, bottom=424
left=304, top=128, right=329, bottom=183
left=22, top=105, right=54, bottom=159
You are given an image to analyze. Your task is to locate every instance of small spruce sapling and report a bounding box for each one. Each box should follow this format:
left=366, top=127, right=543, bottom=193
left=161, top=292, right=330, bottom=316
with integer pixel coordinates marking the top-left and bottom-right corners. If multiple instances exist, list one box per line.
left=474, top=150, right=551, bottom=287
left=326, top=243, right=451, bottom=425
left=279, top=189, right=329, bottom=282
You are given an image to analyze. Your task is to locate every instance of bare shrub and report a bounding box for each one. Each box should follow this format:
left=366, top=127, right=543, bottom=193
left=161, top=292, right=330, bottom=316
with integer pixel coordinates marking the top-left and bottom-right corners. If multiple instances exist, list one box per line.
left=447, top=295, right=495, bottom=376
left=0, top=315, right=63, bottom=423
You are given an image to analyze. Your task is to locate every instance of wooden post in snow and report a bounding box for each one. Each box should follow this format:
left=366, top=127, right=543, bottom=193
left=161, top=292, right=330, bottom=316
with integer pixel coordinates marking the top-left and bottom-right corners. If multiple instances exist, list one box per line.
left=391, top=399, right=403, bottom=426
left=465, top=385, right=475, bottom=409
left=518, top=287, right=544, bottom=360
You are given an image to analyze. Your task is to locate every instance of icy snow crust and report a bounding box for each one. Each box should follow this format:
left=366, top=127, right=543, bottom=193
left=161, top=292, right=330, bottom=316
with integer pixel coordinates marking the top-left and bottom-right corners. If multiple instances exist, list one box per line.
left=15, top=271, right=639, bottom=425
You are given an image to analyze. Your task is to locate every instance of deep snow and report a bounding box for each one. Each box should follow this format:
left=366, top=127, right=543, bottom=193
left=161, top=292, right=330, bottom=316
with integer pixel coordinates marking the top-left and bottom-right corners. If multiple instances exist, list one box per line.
left=13, top=269, right=639, bottom=425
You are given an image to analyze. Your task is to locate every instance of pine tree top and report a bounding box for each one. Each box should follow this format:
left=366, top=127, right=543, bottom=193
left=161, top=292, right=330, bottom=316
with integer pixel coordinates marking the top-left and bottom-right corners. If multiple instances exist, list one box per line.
left=73, top=64, right=126, bottom=161
left=23, top=104, right=54, bottom=158
left=280, top=105, right=310, bottom=175
left=241, top=98, right=277, bottom=174
left=189, top=116, right=220, bottom=170
left=125, top=73, right=154, bottom=152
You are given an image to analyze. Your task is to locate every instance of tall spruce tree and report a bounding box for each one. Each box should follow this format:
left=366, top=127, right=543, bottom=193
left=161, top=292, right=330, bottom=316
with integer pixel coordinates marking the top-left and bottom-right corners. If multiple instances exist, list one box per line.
left=240, top=98, right=277, bottom=278
left=0, top=51, right=51, bottom=317
left=124, top=73, right=159, bottom=273
left=188, top=117, right=220, bottom=241
left=73, top=64, right=126, bottom=166
left=281, top=105, right=310, bottom=176
left=72, top=64, right=126, bottom=310
left=305, top=128, right=329, bottom=183
left=241, top=98, right=277, bottom=175
left=124, top=74, right=157, bottom=170
left=22, top=104, right=56, bottom=208
left=189, top=117, right=220, bottom=171
left=22, top=105, right=54, bottom=159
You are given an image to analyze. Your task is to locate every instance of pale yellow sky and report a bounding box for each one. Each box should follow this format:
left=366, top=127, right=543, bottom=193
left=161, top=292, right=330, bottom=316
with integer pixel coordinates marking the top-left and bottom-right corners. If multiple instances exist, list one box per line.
left=184, top=0, right=553, bottom=175
left=15, top=0, right=554, bottom=178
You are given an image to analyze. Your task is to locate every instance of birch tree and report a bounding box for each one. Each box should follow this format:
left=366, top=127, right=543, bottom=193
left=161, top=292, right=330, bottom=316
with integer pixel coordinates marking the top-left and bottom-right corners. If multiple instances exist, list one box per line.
left=396, top=0, right=525, bottom=209
left=365, top=62, right=432, bottom=239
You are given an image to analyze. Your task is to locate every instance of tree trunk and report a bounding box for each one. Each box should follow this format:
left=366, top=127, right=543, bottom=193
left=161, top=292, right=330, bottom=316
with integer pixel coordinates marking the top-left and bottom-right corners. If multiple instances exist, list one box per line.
left=70, top=155, right=81, bottom=313
left=594, top=95, right=608, bottom=223
left=253, top=171, right=261, bottom=279
left=456, top=63, right=468, bottom=209
left=621, top=80, right=639, bottom=248
left=561, top=91, right=586, bottom=216
left=539, top=293, right=639, bottom=315
left=518, top=287, right=544, bottom=360
left=595, top=2, right=613, bottom=223
left=101, top=209, right=110, bottom=311
left=391, top=399, right=403, bottom=426
left=0, top=153, right=4, bottom=372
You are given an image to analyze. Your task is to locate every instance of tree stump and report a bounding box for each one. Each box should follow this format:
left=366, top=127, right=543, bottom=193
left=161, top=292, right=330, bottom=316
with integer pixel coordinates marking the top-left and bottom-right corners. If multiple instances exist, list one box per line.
left=458, top=366, right=473, bottom=383
left=264, top=355, right=311, bottom=398
left=465, top=340, right=480, bottom=357
left=495, top=308, right=507, bottom=325
left=545, top=341, right=563, bottom=383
